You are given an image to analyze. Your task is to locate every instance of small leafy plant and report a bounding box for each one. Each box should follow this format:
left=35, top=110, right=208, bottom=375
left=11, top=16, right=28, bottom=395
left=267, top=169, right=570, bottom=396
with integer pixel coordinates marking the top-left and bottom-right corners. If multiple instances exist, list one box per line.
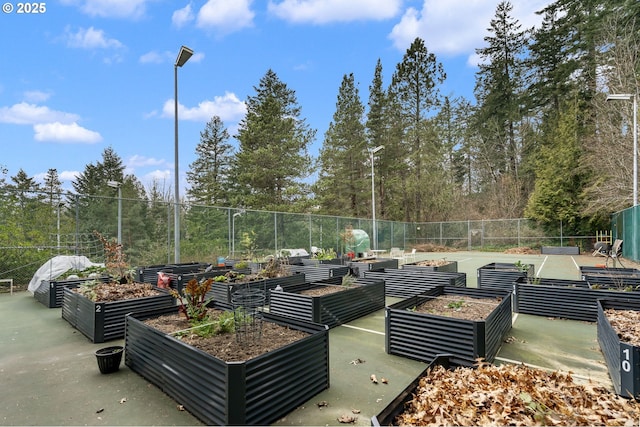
left=172, top=278, right=215, bottom=322
left=446, top=300, right=465, bottom=310
left=341, top=274, right=356, bottom=288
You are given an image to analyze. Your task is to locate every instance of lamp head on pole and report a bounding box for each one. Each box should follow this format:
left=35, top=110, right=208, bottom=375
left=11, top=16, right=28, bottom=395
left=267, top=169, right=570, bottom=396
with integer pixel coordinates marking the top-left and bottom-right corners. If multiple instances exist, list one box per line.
left=175, top=45, right=194, bottom=68
left=370, top=145, right=384, bottom=155
left=606, top=94, right=633, bottom=101
left=107, top=180, right=121, bottom=188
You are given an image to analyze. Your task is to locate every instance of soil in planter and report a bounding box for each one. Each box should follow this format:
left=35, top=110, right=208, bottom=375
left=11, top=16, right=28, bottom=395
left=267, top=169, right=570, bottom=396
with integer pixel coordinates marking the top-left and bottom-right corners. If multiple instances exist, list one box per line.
left=605, top=308, right=640, bottom=346
left=412, top=295, right=500, bottom=320
left=395, top=361, right=640, bottom=426
left=74, top=282, right=161, bottom=302
left=414, top=259, right=450, bottom=267
left=298, top=286, right=348, bottom=297
left=144, top=311, right=309, bottom=362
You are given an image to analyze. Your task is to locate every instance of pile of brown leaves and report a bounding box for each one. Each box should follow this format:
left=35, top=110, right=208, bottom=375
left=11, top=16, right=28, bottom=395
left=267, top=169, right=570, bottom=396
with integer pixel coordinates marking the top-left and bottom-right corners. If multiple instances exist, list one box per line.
left=503, top=247, right=539, bottom=254
left=396, top=361, right=640, bottom=426
left=415, top=259, right=451, bottom=267
left=605, top=308, right=640, bottom=346
left=85, top=282, right=161, bottom=302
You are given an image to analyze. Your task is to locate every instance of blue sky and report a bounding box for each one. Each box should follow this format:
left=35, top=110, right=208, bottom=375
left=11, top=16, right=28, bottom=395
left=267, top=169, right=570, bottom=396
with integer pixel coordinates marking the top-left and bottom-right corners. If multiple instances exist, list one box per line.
left=0, top=0, right=550, bottom=194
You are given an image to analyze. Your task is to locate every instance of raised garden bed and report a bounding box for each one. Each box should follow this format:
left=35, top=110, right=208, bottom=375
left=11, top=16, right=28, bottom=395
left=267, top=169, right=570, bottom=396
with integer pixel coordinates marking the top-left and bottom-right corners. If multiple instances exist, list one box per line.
left=347, top=257, right=398, bottom=277
left=541, top=246, right=580, bottom=255
left=205, top=273, right=306, bottom=309
left=385, top=286, right=512, bottom=366
left=514, top=276, right=640, bottom=322
left=597, top=298, right=640, bottom=399
left=62, top=284, right=174, bottom=343
left=288, top=264, right=349, bottom=282
left=372, top=354, right=640, bottom=426
left=364, top=269, right=466, bottom=298
left=477, top=262, right=534, bottom=291
left=135, top=262, right=210, bottom=284
left=163, top=267, right=251, bottom=295
left=34, top=276, right=109, bottom=308
left=300, top=258, right=343, bottom=266
left=402, top=259, right=458, bottom=273
left=124, top=306, right=329, bottom=426
left=268, top=276, right=384, bottom=328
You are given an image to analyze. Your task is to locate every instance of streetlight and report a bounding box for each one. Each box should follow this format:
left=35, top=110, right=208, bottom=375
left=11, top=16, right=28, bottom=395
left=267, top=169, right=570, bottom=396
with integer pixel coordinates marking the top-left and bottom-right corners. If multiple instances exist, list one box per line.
left=107, top=180, right=122, bottom=244
left=231, top=209, right=246, bottom=258
left=607, top=93, right=638, bottom=206
left=368, top=145, right=384, bottom=250
left=174, top=45, right=194, bottom=263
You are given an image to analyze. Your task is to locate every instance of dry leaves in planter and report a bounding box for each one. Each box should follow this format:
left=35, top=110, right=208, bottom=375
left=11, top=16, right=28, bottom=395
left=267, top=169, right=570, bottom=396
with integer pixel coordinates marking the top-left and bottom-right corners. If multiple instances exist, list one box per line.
left=605, top=308, right=640, bottom=346
left=395, top=360, right=640, bottom=426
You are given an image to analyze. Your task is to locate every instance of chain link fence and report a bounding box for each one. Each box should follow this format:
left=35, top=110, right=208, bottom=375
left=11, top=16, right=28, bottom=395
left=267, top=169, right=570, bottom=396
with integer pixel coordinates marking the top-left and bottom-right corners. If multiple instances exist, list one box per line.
left=0, top=191, right=597, bottom=289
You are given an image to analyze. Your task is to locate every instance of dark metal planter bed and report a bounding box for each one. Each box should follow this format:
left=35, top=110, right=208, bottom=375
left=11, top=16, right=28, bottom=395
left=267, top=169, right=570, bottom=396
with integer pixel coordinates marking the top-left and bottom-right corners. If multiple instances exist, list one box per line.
left=34, top=276, right=110, bottom=308
left=402, top=260, right=458, bottom=273
left=164, top=267, right=251, bottom=295
left=124, top=306, right=329, bottom=426
left=288, top=264, right=349, bottom=282
left=348, top=258, right=399, bottom=277
left=61, top=286, right=174, bottom=343
left=300, top=258, right=343, bottom=266
left=541, top=246, right=580, bottom=255
left=205, top=274, right=307, bottom=308
left=372, top=354, right=458, bottom=427
left=514, top=277, right=640, bottom=322
left=385, top=286, right=512, bottom=366
left=477, top=262, right=534, bottom=291
left=135, top=262, right=210, bottom=284
left=268, top=277, right=384, bottom=328
left=597, top=299, right=640, bottom=399
left=364, top=269, right=466, bottom=298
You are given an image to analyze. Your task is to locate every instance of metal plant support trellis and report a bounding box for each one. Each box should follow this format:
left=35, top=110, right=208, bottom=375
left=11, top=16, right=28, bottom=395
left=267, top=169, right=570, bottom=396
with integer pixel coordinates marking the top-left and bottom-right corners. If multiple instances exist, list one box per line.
left=231, top=284, right=266, bottom=344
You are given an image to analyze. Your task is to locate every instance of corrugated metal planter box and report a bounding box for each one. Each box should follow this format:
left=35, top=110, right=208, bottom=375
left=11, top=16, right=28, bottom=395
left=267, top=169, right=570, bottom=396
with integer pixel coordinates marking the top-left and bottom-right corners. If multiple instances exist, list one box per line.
left=166, top=267, right=251, bottom=295
left=34, top=276, right=109, bottom=308
left=402, top=260, right=458, bottom=273
left=597, top=299, right=640, bottom=399
left=541, top=246, right=580, bottom=255
left=124, top=307, right=329, bottom=426
left=61, top=286, right=174, bottom=343
left=205, top=274, right=306, bottom=308
left=477, top=262, right=533, bottom=291
left=288, top=264, right=349, bottom=282
left=372, top=354, right=458, bottom=426
left=385, top=286, right=512, bottom=366
left=580, top=266, right=640, bottom=280
left=364, top=269, right=466, bottom=298
left=269, top=277, right=384, bottom=328
left=514, top=277, right=640, bottom=322
left=348, top=258, right=399, bottom=278
left=583, top=274, right=640, bottom=291
left=135, top=262, right=209, bottom=284
left=300, top=258, right=343, bottom=266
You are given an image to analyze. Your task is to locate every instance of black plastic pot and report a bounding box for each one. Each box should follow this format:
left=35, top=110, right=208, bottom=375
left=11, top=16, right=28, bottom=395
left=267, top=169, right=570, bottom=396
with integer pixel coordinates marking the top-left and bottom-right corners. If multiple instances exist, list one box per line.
left=597, top=299, right=640, bottom=399
left=385, top=286, right=512, bottom=366
left=124, top=306, right=329, bottom=426
left=95, top=346, right=123, bottom=374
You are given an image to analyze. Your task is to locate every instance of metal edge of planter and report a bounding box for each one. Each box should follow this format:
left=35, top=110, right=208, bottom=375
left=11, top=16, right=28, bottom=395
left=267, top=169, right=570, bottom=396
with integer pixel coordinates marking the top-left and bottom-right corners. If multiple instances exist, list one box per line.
left=206, top=274, right=307, bottom=309
left=62, top=286, right=174, bottom=343
left=579, top=266, right=640, bottom=280
left=36, top=276, right=110, bottom=308
left=268, top=277, right=385, bottom=328
left=514, top=277, right=640, bottom=322
left=597, top=298, right=640, bottom=399
left=583, top=274, right=640, bottom=290
left=348, top=258, right=399, bottom=278
left=385, top=286, right=512, bottom=366
left=169, top=268, right=252, bottom=294
left=288, top=264, right=350, bottom=283
left=477, top=262, right=533, bottom=291
left=124, top=306, right=329, bottom=426
left=541, top=246, right=580, bottom=255
left=371, top=354, right=459, bottom=427
left=300, top=258, right=343, bottom=266
left=364, top=269, right=466, bottom=298
left=135, top=262, right=209, bottom=283
left=402, top=260, right=458, bottom=273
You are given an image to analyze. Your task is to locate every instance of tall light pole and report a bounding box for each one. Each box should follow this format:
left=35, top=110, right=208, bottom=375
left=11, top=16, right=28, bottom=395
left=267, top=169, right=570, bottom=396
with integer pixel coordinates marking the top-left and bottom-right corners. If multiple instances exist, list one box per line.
left=174, top=45, right=194, bottom=263
left=232, top=209, right=245, bottom=258
left=107, top=180, right=122, bottom=244
left=607, top=93, right=638, bottom=206
left=369, top=145, right=384, bottom=250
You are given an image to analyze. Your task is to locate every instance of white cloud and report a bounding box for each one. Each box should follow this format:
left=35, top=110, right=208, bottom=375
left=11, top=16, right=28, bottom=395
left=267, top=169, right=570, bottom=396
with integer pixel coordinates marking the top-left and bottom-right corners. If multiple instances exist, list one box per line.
left=139, top=50, right=173, bottom=64
left=0, top=102, right=79, bottom=125
left=127, top=155, right=166, bottom=168
left=173, top=3, right=195, bottom=28
left=144, top=169, right=172, bottom=183
left=61, top=0, right=149, bottom=19
left=162, top=92, right=246, bottom=122
left=196, top=0, right=255, bottom=34
left=23, top=90, right=52, bottom=103
left=59, top=170, right=80, bottom=182
left=389, top=0, right=550, bottom=59
left=33, top=122, right=103, bottom=143
left=268, top=0, right=401, bottom=24
left=64, top=26, right=123, bottom=49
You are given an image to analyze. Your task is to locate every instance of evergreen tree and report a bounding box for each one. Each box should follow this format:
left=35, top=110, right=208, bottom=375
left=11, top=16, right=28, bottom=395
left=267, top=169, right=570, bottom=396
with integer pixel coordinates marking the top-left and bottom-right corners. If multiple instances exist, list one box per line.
left=389, top=37, right=446, bottom=221
left=366, top=60, right=389, bottom=219
left=316, top=73, right=367, bottom=217
left=234, top=69, right=316, bottom=212
left=186, top=116, right=234, bottom=206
